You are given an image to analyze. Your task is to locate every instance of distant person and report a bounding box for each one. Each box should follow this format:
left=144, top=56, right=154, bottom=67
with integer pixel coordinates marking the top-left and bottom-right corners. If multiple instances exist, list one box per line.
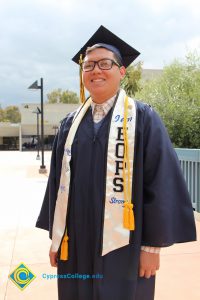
left=36, top=26, right=196, bottom=300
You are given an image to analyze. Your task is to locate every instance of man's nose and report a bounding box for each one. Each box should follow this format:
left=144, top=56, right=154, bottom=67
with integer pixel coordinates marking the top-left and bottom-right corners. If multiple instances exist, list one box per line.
left=92, top=62, right=102, bottom=72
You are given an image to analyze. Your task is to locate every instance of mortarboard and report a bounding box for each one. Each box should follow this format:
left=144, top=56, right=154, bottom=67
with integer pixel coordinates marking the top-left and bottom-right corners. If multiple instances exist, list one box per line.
left=72, top=25, right=140, bottom=68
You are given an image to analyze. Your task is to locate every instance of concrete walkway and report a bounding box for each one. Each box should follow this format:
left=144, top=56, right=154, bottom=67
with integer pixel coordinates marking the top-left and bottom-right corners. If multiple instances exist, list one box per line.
left=0, top=151, right=199, bottom=300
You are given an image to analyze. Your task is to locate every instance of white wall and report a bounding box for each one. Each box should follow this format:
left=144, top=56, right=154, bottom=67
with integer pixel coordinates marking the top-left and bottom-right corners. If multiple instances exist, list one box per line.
left=20, top=103, right=79, bottom=125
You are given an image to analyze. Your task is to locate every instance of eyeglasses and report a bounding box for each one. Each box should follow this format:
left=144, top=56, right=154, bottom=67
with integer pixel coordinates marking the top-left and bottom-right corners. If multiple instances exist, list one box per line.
left=81, top=58, right=121, bottom=72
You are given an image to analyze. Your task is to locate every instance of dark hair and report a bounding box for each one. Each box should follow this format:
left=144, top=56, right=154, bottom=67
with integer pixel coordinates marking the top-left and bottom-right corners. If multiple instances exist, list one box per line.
left=85, top=45, right=123, bottom=66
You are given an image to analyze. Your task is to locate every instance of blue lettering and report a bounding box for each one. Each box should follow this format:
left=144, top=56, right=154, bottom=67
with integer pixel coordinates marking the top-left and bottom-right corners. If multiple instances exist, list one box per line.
left=114, top=115, right=133, bottom=123
left=114, top=115, right=120, bottom=122
left=109, top=197, right=125, bottom=204
left=109, top=197, right=115, bottom=203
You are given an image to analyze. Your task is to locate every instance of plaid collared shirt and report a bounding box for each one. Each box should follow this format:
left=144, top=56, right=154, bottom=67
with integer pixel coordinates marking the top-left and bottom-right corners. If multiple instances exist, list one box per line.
left=91, top=96, right=116, bottom=123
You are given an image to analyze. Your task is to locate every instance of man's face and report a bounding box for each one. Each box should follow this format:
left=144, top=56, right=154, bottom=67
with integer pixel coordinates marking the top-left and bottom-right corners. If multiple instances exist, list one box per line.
left=82, top=48, right=126, bottom=103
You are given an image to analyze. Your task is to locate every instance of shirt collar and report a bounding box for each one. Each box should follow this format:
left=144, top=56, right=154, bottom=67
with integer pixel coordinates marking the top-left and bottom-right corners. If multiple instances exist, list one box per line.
left=91, top=94, right=116, bottom=115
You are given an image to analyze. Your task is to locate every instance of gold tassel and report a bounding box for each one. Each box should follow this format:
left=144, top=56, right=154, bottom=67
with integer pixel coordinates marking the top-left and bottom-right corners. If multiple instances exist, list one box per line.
left=123, top=202, right=129, bottom=229
left=128, top=203, right=135, bottom=230
left=123, top=202, right=135, bottom=230
left=60, top=235, right=69, bottom=261
left=79, top=54, right=86, bottom=103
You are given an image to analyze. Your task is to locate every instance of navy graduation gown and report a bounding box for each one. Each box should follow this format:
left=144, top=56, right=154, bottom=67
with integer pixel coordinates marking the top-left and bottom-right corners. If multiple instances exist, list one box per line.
left=36, top=100, right=196, bottom=300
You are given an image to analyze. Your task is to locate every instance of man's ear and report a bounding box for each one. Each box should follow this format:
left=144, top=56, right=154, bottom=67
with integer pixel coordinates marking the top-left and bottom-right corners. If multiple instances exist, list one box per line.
left=119, top=66, right=126, bottom=79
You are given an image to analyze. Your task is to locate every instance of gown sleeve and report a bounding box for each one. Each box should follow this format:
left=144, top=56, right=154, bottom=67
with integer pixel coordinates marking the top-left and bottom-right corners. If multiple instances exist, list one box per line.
left=35, top=132, right=59, bottom=238
left=141, top=104, right=196, bottom=247
left=35, top=113, right=74, bottom=239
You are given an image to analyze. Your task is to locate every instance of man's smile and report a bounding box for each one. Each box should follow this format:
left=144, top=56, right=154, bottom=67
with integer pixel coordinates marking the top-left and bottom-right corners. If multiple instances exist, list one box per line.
left=91, top=78, right=105, bottom=82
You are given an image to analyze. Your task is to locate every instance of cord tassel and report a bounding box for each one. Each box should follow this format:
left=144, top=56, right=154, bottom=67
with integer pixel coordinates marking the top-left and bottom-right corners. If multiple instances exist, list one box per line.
left=60, top=235, right=69, bottom=261
left=128, top=203, right=135, bottom=230
left=123, top=202, right=135, bottom=230
left=79, top=54, right=86, bottom=103
left=123, top=202, right=129, bottom=228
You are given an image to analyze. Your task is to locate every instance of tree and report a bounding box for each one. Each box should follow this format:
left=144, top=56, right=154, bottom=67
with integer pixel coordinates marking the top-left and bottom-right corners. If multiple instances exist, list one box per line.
left=5, top=106, right=21, bottom=123
left=121, top=62, right=143, bottom=97
left=47, top=89, right=79, bottom=104
left=61, top=90, right=79, bottom=104
left=0, top=106, right=21, bottom=123
left=136, top=52, right=200, bottom=148
left=47, top=88, right=62, bottom=104
left=0, top=106, right=5, bottom=122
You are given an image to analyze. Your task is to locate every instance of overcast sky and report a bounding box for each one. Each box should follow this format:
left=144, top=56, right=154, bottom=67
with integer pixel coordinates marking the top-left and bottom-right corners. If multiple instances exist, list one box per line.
left=0, top=0, right=199, bottom=107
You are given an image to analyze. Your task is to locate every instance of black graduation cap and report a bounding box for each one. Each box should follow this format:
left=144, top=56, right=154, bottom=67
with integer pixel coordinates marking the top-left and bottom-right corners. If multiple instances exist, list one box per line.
left=72, top=25, right=140, bottom=68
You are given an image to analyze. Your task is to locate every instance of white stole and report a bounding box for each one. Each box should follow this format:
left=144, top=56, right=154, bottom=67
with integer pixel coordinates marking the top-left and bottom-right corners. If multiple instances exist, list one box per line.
left=51, top=89, right=137, bottom=256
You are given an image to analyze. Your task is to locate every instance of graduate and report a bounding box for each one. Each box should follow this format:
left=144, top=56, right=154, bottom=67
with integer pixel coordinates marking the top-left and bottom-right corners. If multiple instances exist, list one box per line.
left=36, top=25, right=196, bottom=300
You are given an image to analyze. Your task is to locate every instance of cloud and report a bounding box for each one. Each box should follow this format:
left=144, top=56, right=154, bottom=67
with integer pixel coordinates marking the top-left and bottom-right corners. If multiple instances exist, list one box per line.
left=187, top=36, right=200, bottom=50
left=0, top=0, right=199, bottom=106
left=137, top=0, right=200, bottom=16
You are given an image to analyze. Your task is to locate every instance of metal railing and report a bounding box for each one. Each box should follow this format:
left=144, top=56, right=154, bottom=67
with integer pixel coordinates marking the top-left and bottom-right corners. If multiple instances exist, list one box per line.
left=175, top=148, right=200, bottom=212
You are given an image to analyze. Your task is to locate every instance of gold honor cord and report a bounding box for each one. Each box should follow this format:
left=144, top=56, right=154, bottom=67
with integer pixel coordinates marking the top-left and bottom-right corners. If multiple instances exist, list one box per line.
left=79, top=54, right=86, bottom=103
left=123, top=96, right=135, bottom=230
left=60, top=232, right=69, bottom=261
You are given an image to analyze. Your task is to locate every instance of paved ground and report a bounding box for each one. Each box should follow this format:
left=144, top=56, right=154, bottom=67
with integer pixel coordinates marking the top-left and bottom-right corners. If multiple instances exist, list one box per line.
left=0, top=151, right=199, bottom=300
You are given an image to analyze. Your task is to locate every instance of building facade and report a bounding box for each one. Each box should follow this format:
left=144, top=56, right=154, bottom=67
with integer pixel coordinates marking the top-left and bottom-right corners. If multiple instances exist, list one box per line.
left=0, top=103, right=79, bottom=151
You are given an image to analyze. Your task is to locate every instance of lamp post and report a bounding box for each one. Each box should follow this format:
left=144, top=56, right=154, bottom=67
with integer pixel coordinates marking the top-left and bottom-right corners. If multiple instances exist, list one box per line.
left=32, top=107, right=41, bottom=160
left=28, top=78, right=47, bottom=173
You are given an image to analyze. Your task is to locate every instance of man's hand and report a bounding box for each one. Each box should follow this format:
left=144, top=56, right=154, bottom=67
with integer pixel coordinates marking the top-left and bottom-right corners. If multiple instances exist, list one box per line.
left=139, top=250, right=160, bottom=279
left=49, top=246, right=58, bottom=267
